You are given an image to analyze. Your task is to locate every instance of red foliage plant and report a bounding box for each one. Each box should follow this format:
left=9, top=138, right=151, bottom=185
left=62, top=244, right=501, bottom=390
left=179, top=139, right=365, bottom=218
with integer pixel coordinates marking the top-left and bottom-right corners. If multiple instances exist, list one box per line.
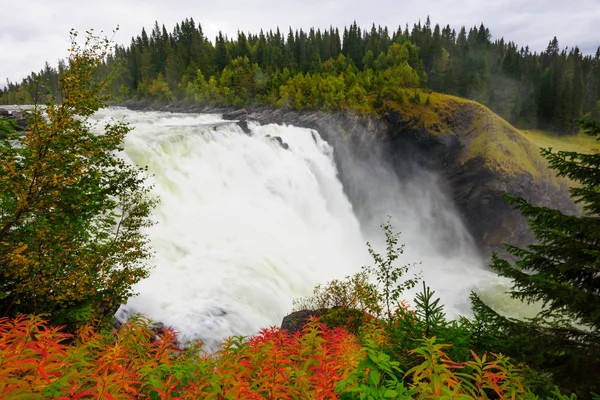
left=0, top=315, right=363, bottom=399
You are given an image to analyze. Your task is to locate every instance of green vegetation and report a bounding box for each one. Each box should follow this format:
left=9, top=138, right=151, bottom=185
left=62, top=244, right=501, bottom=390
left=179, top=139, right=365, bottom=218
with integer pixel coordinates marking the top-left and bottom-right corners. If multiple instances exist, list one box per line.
left=364, top=219, right=421, bottom=321
left=450, top=99, right=600, bottom=182
left=3, top=18, right=599, bottom=133
left=0, top=118, right=17, bottom=135
left=0, top=31, right=156, bottom=330
left=1, top=22, right=600, bottom=398
left=477, top=119, right=600, bottom=397
left=4, top=18, right=597, bottom=180
left=0, top=218, right=571, bottom=399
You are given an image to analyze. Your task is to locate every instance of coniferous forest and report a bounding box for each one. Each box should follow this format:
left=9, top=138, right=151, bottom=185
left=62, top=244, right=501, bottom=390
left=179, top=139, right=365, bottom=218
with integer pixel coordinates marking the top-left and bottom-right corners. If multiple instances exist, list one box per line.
left=2, top=18, right=600, bottom=132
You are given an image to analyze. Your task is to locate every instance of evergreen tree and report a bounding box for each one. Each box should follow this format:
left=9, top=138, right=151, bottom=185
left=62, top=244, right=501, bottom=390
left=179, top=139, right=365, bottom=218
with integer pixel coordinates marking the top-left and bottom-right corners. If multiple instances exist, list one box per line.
left=215, top=31, right=229, bottom=72
left=484, top=118, right=600, bottom=396
left=2, top=18, right=599, bottom=132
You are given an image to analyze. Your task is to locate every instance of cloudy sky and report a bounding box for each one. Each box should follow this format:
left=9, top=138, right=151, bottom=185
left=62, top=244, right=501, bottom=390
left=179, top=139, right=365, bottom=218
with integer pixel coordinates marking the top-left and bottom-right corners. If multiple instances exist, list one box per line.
left=1, top=0, right=599, bottom=85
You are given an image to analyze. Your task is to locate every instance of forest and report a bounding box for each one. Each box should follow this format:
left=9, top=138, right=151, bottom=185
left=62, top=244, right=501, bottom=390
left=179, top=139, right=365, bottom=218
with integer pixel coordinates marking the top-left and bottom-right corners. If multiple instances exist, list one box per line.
left=2, top=18, right=599, bottom=132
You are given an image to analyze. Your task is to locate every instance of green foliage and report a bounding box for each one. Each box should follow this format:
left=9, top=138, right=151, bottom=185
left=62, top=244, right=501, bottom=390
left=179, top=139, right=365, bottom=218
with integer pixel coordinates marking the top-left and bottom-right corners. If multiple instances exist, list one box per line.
left=319, top=307, right=376, bottom=335
left=337, top=347, right=415, bottom=399
left=5, top=18, right=597, bottom=132
left=292, top=271, right=381, bottom=335
left=0, top=118, right=17, bottom=135
left=410, top=91, right=421, bottom=104
left=364, top=217, right=421, bottom=321
left=464, top=293, right=578, bottom=398
left=292, top=217, right=576, bottom=397
left=0, top=30, right=156, bottom=329
left=0, top=208, right=575, bottom=398
left=294, top=271, right=381, bottom=316
left=414, top=282, right=446, bottom=337
left=478, top=118, right=600, bottom=397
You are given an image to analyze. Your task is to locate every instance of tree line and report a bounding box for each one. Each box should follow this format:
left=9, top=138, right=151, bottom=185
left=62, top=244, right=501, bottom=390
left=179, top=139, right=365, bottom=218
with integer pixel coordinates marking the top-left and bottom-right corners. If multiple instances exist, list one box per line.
left=2, top=18, right=599, bottom=132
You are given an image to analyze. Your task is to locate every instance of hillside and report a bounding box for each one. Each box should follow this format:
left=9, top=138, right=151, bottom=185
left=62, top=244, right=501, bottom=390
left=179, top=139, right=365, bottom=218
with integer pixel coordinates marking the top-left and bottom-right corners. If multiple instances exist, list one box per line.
left=382, top=92, right=593, bottom=252
left=387, top=91, right=600, bottom=183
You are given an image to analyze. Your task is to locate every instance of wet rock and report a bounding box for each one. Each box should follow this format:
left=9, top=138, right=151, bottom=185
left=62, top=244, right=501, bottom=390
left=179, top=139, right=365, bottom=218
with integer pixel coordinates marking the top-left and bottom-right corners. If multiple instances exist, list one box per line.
left=268, top=135, right=289, bottom=150
left=0, top=108, right=28, bottom=133
left=273, top=136, right=289, bottom=150
left=236, top=119, right=251, bottom=135
left=222, top=109, right=248, bottom=120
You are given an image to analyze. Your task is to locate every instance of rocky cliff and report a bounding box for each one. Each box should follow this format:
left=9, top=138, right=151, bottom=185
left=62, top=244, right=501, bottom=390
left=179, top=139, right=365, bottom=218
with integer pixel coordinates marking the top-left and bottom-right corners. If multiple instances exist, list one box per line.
left=120, top=98, right=580, bottom=256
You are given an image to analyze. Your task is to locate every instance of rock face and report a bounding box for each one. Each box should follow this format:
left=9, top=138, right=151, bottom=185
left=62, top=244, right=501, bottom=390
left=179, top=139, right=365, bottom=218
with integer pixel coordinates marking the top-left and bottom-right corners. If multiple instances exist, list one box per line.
left=222, top=108, right=248, bottom=121
left=120, top=101, right=578, bottom=255
left=238, top=106, right=577, bottom=256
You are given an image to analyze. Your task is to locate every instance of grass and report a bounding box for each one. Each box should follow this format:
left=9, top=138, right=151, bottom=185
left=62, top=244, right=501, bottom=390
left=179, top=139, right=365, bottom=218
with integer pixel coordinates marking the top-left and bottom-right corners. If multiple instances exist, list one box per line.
left=383, top=90, right=472, bottom=136
left=521, top=129, right=600, bottom=155
left=466, top=112, right=599, bottom=184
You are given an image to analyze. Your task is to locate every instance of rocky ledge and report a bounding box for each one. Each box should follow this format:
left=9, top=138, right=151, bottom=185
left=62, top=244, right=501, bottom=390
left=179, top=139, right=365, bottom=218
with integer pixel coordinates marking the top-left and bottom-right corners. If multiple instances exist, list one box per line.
left=240, top=106, right=578, bottom=256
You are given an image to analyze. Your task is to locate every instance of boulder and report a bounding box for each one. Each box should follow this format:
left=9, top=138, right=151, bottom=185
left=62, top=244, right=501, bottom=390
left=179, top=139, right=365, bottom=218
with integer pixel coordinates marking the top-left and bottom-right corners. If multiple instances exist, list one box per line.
left=271, top=136, right=289, bottom=150
left=236, top=120, right=252, bottom=135
left=281, top=309, right=323, bottom=334
left=222, top=109, right=248, bottom=120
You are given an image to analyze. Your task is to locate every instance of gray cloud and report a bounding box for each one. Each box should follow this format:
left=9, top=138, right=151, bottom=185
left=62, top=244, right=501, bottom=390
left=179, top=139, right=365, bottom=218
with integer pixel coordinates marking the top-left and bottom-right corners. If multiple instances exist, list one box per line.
left=1, top=0, right=599, bottom=85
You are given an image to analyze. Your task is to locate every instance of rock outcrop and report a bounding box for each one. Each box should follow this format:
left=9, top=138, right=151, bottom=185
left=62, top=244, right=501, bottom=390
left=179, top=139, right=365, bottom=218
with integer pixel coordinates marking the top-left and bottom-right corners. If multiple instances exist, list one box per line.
left=281, top=309, right=324, bottom=334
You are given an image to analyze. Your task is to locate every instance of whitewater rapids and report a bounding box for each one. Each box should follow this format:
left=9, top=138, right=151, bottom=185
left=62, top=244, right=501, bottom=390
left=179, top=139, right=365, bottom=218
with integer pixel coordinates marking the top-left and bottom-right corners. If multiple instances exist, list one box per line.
left=89, top=108, right=512, bottom=350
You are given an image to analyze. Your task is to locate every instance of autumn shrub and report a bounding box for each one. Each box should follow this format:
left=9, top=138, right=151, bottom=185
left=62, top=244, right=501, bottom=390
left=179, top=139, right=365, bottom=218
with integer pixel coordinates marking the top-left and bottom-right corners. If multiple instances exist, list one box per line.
left=293, top=271, right=381, bottom=334
left=1, top=312, right=574, bottom=399
left=0, top=315, right=365, bottom=399
left=294, top=271, right=380, bottom=315
left=0, top=30, right=156, bottom=329
left=405, top=337, right=530, bottom=399
left=334, top=321, right=561, bottom=400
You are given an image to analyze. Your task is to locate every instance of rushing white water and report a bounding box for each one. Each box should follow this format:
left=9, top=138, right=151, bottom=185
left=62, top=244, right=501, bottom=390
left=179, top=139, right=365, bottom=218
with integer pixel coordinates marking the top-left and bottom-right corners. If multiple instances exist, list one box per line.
left=88, top=108, right=512, bottom=350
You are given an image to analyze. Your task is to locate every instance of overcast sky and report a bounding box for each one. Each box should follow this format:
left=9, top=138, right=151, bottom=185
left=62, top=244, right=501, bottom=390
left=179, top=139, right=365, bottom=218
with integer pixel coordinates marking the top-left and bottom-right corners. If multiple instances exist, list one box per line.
left=1, top=0, right=599, bottom=86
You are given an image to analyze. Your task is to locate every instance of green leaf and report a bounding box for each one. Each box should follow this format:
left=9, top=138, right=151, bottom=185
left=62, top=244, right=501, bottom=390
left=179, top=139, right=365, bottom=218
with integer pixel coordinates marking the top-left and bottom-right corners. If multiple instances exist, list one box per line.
left=369, top=368, right=381, bottom=386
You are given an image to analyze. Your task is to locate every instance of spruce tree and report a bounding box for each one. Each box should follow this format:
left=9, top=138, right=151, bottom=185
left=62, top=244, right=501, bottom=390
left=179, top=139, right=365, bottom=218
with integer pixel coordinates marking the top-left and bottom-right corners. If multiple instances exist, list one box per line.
left=484, top=118, right=600, bottom=396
